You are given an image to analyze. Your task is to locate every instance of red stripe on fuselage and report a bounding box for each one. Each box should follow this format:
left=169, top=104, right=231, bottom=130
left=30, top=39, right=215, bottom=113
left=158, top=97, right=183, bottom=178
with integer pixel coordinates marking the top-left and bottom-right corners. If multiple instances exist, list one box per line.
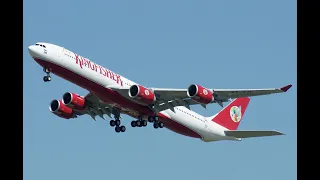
left=34, top=58, right=201, bottom=139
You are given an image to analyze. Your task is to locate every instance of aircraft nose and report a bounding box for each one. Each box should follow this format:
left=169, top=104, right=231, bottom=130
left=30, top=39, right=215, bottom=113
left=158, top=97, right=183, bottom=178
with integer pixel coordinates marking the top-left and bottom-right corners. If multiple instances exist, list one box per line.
left=28, top=45, right=35, bottom=53
left=28, top=45, right=39, bottom=58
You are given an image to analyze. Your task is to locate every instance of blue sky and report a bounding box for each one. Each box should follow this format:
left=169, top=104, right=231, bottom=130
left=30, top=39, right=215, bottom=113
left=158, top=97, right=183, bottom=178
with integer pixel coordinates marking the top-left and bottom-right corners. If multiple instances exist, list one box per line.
left=23, top=1, right=296, bottom=180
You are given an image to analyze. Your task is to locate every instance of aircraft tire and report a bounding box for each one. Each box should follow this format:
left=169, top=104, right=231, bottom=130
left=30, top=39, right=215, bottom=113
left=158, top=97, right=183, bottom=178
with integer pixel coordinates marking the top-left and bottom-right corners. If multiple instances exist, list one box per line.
left=136, top=120, right=141, bottom=127
left=148, top=116, right=153, bottom=122
left=131, top=121, right=136, bottom=127
left=115, top=126, right=121, bottom=133
left=115, top=120, right=121, bottom=126
left=158, top=122, right=164, bottom=128
left=110, top=120, right=116, bottom=127
left=153, top=122, right=159, bottom=129
left=120, top=126, right=126, bottom=132
left=142, top=120, right=147, bottom=127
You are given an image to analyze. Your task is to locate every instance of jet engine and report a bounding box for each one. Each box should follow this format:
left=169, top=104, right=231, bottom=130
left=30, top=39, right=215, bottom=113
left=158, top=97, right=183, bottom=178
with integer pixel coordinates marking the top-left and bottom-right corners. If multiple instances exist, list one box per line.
left=187, top=84, right=214, bottom=104
left=49, top=100, right=74, bottom=119
left=62, top=92, right=86, bottom=110
left=128, top=84, right=156, bottom=105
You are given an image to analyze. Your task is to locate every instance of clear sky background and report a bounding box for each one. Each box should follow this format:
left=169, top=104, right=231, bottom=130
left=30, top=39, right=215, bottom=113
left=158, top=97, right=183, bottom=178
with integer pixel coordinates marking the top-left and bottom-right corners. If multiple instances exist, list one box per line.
left=23, top=1, right=296, bottom=180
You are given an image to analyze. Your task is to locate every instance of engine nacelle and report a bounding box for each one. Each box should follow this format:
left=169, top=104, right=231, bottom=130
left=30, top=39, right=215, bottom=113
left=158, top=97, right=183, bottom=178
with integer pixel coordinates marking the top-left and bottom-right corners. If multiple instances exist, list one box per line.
left=62, top=92, right=86, bottom=110
left=187, top=84, right=214, bottom=104
left=128, top=84, right=156, bottom=105
left=49, top=100, right=74, bottom=119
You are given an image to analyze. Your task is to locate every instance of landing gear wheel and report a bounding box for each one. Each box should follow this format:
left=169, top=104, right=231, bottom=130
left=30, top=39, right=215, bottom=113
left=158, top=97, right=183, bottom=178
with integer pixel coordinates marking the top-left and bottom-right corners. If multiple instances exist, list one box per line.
left=120, top=126, right=126, bottom=132
left=43, top=76, right=51, bottom=82
left=158, top=121, right=164, bottom=128
left=148, top=116, right=154, bottom=122
left=131, top=121, right=136, bottom=127
left=153, top=122, right=159, bottom=129
left=115, top=126, right=121, bottom=133
left=142, top=120, right=147, bottom=127
left=110, top=120, right=116, bottom=127
left=136, top=120, right=141, bottom=127
left=115, top=120, right=121, bottom=126
left=153, top=115, right=159, bottom=121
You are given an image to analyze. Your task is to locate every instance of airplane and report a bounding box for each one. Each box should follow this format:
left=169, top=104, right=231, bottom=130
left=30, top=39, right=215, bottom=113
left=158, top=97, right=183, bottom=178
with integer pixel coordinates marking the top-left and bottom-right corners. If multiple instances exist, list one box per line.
left=27, top=42, right=292, bottom=142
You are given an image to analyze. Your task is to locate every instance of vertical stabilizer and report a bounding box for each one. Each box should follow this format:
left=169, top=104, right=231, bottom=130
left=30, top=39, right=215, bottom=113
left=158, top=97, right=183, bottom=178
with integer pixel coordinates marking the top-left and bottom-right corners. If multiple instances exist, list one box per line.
left=209, top=97, right=250, bottom=130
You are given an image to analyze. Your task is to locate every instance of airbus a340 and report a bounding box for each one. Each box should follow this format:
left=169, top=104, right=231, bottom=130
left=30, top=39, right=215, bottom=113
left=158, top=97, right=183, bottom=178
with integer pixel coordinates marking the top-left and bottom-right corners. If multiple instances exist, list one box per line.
left=28, top=42, right=292, bottom=142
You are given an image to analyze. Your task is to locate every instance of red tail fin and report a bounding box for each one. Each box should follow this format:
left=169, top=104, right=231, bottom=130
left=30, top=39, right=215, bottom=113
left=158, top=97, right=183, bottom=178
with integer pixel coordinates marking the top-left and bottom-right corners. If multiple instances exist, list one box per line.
left=211, top=97, right=250, bottom=130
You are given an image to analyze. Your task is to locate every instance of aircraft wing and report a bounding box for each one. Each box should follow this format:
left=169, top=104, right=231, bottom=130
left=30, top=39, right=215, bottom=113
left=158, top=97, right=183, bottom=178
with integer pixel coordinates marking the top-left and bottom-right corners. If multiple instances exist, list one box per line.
left=108, top=84, right=292, bottom=111
left=70, top=92, right=117, bottom=120
left=210, top=85, right=292, bottom=100
left=224, top=130, right=285, bottom=138
left=152, top=84, right=292, bottom=102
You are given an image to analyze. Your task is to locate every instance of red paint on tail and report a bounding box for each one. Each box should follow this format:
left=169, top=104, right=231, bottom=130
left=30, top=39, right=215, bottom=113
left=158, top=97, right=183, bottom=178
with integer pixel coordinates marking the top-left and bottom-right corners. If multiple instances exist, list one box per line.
left=211, top=97, right=250, bottom=130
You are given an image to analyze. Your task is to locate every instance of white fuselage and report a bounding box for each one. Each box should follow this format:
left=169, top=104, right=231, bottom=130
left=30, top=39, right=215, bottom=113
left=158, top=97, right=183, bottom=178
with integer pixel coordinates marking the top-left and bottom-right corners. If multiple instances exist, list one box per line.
left=28, top=42, right=238, bottom=142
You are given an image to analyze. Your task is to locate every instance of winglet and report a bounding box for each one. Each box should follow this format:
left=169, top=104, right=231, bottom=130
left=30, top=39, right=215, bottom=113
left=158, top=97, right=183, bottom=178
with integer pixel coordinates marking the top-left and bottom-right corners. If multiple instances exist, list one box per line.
left=280, top=84, right=292, bottom=92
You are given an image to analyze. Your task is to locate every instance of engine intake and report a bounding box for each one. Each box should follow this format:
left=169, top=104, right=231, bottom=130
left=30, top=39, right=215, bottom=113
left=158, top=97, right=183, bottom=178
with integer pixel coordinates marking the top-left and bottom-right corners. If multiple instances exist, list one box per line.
left=49, top=99, right=74, bottom=119
left=187, top=84, right=214, bottom=104
left=62, top=92, right=86, bottom=110
left=128, top=84, right=156, bottom=105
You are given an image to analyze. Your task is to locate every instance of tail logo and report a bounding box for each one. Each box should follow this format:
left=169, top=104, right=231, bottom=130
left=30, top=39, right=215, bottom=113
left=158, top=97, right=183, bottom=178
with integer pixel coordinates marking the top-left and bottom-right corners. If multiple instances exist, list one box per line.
left=230, top=106, right=242, bottom=122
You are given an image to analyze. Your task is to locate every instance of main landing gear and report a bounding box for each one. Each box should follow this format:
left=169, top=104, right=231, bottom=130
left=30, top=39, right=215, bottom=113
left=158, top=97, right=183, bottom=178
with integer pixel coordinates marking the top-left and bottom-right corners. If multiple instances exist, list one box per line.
left=43, top=68, right=51, bottom=82
left=109, top=111, right=126, bottom=133
left=131, top=115, right=164, bottom=129
left=153, top=121, right=164, bottom=129
left=131, top=116, right=147, bottom=128
left=150, top=115, right=164, bottom=129
left=110, top=119, right=126, bottom=133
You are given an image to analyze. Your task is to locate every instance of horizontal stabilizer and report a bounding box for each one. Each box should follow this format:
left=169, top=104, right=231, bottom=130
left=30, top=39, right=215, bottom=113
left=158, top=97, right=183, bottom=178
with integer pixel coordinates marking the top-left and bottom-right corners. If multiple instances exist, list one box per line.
left=225, top=130, right=284, bottom=138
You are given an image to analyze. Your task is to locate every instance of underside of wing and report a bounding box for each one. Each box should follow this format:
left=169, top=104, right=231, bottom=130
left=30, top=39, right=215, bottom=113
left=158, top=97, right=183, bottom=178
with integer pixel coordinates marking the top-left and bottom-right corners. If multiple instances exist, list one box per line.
left=152, top=88, right=189, bottom=100
left=213, top=84, right=292, bottom=102
left=71, top=92, right=116, bottom=120
left=107, top=85, right=188, bottom=101
left=224, top=130, right=285, bottom=138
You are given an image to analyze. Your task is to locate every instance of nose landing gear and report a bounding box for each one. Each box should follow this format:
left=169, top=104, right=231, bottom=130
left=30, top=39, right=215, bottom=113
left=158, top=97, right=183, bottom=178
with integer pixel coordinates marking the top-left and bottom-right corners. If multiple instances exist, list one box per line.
left=43, top=68, right=51, bottom=82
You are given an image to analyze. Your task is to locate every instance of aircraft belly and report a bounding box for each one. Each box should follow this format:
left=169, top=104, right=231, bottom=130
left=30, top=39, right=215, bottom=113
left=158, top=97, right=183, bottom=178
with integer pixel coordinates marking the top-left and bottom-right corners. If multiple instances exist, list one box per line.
left=163, top=107, right=209, bottom=138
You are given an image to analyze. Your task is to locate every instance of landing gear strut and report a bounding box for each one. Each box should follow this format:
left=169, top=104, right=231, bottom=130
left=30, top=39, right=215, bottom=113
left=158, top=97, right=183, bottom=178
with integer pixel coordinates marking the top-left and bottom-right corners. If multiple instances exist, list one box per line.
left=109, top=110, right=126, bottom=133
left=43, top=68, right=51, bottom=82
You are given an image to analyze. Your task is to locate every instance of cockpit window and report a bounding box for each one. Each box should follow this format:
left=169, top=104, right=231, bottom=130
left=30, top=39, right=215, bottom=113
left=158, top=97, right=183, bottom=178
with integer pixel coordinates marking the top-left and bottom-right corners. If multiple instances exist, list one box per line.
left=35, top=43, right=46, bottom=48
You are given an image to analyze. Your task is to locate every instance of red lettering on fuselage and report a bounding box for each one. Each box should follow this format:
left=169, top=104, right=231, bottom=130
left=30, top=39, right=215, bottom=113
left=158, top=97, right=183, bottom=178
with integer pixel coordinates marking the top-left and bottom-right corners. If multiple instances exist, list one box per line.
left=115, top=74, right=122, bottom=85
left=75, top=54, right=83, bottom=69
left=105, top=69, right=111, bottom=78
left=81, top=56, right=87, bottom=68
left=73, top=53, right=123, bottom=86
left=97, top=65, right=106, bottom=76
left=110, top=71, right=116, bottom=81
